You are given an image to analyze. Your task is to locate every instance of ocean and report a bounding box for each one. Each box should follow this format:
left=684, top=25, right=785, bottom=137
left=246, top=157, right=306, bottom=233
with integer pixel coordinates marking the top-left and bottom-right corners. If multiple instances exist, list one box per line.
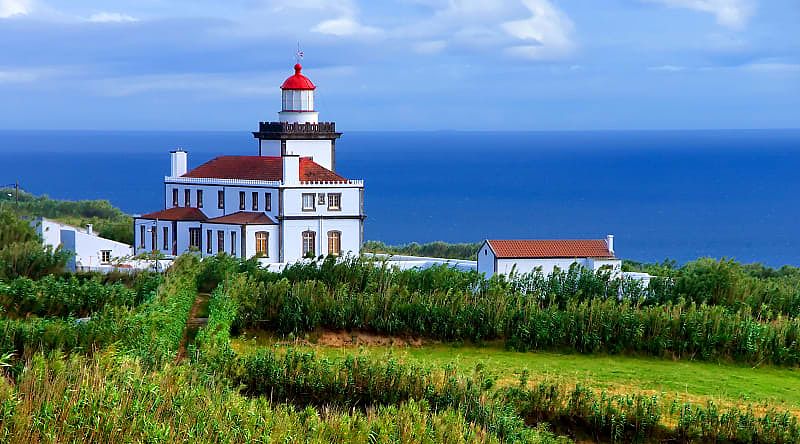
left=1, top=129, right=798, bottom=266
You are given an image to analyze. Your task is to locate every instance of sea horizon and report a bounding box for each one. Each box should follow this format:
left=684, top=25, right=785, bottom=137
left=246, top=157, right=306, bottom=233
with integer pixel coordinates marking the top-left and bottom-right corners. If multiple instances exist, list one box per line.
left=3, top=128, right=799, bottom=267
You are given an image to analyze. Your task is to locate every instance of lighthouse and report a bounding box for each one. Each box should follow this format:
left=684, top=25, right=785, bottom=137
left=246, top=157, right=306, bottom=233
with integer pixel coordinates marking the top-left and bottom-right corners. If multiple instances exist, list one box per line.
left=253, top=63, right=341, bottom=172
left=135, top=61, right=365, bottom=263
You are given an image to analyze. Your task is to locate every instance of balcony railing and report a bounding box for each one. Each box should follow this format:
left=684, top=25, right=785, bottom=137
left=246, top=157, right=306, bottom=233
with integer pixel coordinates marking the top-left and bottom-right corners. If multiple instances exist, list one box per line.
left=258, top=121, right=337, bottom=134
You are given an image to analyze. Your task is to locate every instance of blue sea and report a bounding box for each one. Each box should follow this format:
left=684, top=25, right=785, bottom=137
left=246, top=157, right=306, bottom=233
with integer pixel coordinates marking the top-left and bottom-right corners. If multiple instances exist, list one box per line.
left=1, top=129, right=798, bottom=266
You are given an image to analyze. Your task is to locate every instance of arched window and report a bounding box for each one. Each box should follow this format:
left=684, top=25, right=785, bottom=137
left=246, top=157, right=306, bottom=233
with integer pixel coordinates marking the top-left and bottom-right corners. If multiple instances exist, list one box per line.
left=255, top=231, right=268, bottom=257
left=302, top=230, right=316, bottom=257
left=327, top=231, right=341, bottom=256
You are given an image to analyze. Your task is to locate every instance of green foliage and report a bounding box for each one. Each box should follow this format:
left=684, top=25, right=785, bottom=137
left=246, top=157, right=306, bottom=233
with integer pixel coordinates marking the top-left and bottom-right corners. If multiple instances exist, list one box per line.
left=191, top=275, right=243, bottom=370
left=0, top=187, right=133, bottom=244
left=0, top=210, right=70, bottom=280
left=364, top=240, right=482, bottom=260
left=0, top=352, right=524, bottom=444
left=0, top=273, right=159, bottom=318
left=121, top=255, right=200, bottom=369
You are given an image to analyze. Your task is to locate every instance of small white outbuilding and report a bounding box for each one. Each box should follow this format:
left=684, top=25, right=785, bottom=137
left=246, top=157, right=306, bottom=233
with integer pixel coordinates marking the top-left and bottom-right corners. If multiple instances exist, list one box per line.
left=33, top=217, right=133, bottom=272
left=477, top=235, right=621, bottom=278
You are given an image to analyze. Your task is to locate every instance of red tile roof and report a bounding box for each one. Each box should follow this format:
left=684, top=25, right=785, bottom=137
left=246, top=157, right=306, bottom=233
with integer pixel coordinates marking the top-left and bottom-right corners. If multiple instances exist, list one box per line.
left=486, top=240, right=614, bottom=259
left=139, top=207, right=208, bottom=221
left=182, top=156, right=346, bottom=182
left=207, top=212, right=276, bottom=225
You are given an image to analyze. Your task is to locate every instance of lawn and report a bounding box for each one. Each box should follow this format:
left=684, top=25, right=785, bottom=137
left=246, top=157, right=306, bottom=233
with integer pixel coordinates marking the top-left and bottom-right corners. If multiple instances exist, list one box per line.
left=232, top=331, right=800, bottom=414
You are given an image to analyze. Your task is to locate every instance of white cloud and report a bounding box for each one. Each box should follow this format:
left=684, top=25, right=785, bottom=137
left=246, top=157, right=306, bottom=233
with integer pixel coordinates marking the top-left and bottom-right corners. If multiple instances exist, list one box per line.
left=87, top=12, right=138, bottom=23
left=0, top=0, right=31, bottom=18
left=501, top=0, right=576, bottom=60
left=649, top=64, right=687, bottom=71
left=646, top=0, right=756, bottom=29
left=414, top=40, right=447, bottom=55
left=741, top=62, right=800, bottom=73
left=312, top=16, right=382, bottom=37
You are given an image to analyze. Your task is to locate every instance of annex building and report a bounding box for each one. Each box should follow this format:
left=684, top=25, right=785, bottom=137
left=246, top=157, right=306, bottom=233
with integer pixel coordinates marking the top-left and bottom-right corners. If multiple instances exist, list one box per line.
left=134, top=63, right=365, bottom=263
left=477, top=236, right=621, bottom=278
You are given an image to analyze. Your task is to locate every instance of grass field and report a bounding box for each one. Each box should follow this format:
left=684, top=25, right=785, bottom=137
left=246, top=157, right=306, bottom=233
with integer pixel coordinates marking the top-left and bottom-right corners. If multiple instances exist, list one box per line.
left=232, top=331, right=800, bottom=414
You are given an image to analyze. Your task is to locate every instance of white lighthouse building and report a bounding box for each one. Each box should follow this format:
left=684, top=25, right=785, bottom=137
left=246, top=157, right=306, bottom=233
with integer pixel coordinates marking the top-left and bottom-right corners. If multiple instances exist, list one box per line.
left=133, top=63, right=365, bottom=263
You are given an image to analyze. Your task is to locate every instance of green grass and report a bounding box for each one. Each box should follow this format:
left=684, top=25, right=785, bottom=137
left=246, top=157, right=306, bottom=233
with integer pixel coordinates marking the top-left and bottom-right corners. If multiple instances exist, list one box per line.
left=232, top=333, right=800, bottom=413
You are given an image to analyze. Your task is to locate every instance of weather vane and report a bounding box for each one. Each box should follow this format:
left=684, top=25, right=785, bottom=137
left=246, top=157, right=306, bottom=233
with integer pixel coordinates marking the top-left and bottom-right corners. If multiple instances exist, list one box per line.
left=295, top=42, right=304, bottom=63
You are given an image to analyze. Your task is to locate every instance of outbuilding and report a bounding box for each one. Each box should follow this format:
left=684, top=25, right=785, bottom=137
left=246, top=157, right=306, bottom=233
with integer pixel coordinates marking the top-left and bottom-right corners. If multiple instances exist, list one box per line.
left=477, top=235, right=621, bottom=278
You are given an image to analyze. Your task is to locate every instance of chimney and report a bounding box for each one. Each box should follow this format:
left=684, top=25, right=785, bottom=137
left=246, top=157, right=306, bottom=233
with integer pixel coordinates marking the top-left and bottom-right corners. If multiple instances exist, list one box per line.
left=86, top=224, right=93, bottom=235
left=606, top=234, right=615, bottom=256
left=282, top=154, right=300, bottom=184
left=170, top=149, right=188, bottom=177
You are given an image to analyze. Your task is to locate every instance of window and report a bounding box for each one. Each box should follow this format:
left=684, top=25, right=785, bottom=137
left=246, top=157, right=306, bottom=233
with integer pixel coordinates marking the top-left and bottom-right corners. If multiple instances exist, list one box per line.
left=140, top=225, right=145, bottom=248
left=184, top=189, right=191, bottom=207
left=217, top=190, right=225, bottom=209
left=255, top=231, right=268, bottom=257
left=239, top=191, right=246, bottom=210
left=231, top=231, right=237, bottom=256
left=302, top=193, right=316, bottom=211
left=265, top=193, right=272, bottom=211
left=163, top=226, right=169, bottom=250
left=252, top=192, right=258, bottom=211
left=189, top=228, right=201, bottom=249
left=217, top=230, right=225, bottom=253
left=206, top=229, right=212, bottom=254
left=327, top=193, right=341, bottom=211
left=327, top=231, right=341, bottom=256
left=172, top=189, right=179, bottom=207
left=197, top=190, right=203, bottom=208
left=151, top=228, right=158, bottom=251
left=302, top=231, right=316, bottom=257
left=318, top=193, right=326, bottom=205
left=100, top=250, right=111, bottom=264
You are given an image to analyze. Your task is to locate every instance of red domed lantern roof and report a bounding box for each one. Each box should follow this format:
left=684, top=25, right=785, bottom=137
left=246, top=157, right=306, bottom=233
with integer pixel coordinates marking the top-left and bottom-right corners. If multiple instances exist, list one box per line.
left=281, top=63, right=316, bottom=90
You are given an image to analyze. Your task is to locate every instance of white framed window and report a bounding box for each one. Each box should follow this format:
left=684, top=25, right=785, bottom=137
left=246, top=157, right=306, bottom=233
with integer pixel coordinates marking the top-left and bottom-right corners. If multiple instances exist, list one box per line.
left=265, top=192, right=272, bottom=211
left=327, top=231, right=341, bottom=256
left=189, top=228, right=201, bottom=249
left=302, top=193, right=316, bottom=211
left=255, top=231, right=268, bottom=257
left=327, top=193, right=341, bottom=211
left=100, top=250, right=111, bottom=264
left=302, top=230, right=316, bottom=257
left=231, top=231, right=237, bottom=256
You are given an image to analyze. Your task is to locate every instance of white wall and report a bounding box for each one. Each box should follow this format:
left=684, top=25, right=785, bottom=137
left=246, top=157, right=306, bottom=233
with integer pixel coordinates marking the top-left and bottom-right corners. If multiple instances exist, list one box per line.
left=134, top=219, right=176, bottom=256
left=260, top=140, right=281, bottom=157
left=244, top=225, right=280, bottom=261
left=477, top=242, right=496, bottom=277
left=198, top=223, right=240, bottom=257
left=496, top=258, right=591, bottom=277
left=281, top=187, right=361, bottom=216
left=163, top=183, right=279, bottom=220
left=281, top=218, right=361, bottom=262
left=285, top=140, right=334, bottom=171
left=278, top=111, right=319, bottom=124
left=62, top=229, right=133, bottom=270
left=35, top=218, right=65, bottom=250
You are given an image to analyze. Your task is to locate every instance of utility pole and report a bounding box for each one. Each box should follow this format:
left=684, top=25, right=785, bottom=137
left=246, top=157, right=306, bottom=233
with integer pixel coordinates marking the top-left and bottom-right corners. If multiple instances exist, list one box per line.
left=15, top=181, right=19, bottom=205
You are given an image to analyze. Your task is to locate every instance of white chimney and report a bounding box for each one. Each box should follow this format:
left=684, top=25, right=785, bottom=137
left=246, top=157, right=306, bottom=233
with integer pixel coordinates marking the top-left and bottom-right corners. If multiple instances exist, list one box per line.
left=282, top=154, right=300, bottom=184
left=606, top=234, right=615, bottom=255
left=170, top=149, right=188, bottom=177
left=86, top=224, right=93, bottom=235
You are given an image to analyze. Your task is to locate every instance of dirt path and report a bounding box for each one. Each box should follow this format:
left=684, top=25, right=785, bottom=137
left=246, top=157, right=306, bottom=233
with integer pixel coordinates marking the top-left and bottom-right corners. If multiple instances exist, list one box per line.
left=175, top=292, right=210, bottom=363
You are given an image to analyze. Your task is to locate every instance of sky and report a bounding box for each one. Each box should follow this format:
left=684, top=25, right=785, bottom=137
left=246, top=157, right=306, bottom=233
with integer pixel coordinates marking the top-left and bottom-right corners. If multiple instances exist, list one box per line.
left=0, top=0, right=797, bottom=131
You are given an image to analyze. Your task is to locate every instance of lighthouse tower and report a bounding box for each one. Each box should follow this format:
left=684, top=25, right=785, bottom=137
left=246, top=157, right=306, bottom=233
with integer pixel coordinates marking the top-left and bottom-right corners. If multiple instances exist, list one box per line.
left=253, top=63, right=342, bottom=172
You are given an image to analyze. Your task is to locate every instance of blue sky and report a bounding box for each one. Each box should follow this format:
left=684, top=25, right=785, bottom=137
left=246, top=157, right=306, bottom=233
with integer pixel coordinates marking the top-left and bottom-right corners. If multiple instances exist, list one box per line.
left=0, top=0, right=797, bottom=130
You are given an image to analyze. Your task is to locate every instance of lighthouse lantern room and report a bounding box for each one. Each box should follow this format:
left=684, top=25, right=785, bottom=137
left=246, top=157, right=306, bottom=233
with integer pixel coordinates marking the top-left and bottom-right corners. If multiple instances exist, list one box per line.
left=279, top=64, right=318, bottom=124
